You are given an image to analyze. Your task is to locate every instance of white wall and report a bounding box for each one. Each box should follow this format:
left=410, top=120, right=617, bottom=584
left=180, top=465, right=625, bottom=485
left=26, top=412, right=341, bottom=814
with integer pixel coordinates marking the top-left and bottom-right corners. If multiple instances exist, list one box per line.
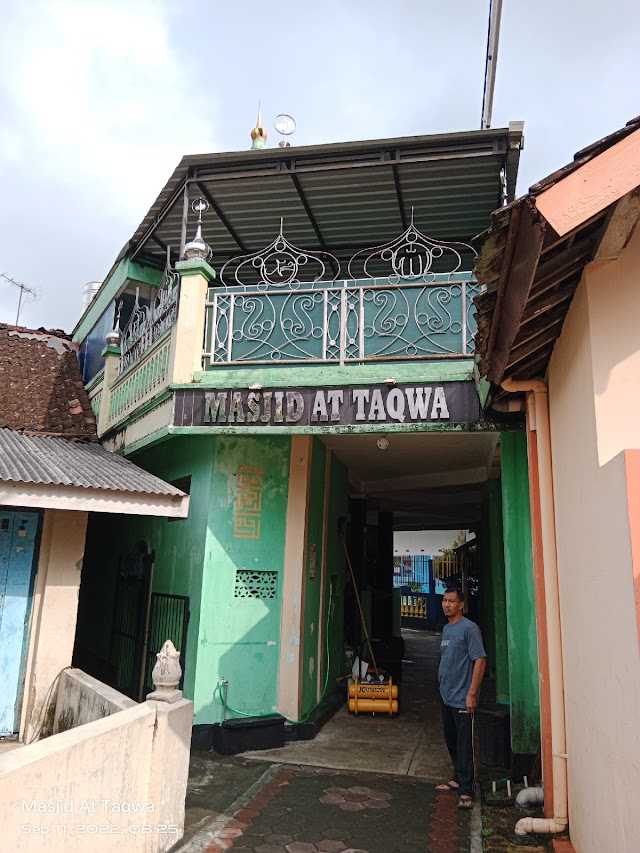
left=548, top=234, right=640, bottom=853
left=393, top=529, right=472, bottom=556
left=0, top=692, right=193, bottom=852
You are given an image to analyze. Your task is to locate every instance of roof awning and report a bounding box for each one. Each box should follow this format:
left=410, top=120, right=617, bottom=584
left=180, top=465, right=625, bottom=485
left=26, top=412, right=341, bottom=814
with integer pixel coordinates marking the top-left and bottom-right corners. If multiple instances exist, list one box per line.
left=0, top=429, right=188, bottom=517
left=119, top=127, right=523, bottom=270
left=473, top=116, right=640, bottom=397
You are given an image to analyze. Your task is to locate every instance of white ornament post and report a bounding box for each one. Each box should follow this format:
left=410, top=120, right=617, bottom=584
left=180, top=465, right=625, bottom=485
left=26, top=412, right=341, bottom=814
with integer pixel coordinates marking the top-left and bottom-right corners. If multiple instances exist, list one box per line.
left=146, top=639, right=183, bottom=704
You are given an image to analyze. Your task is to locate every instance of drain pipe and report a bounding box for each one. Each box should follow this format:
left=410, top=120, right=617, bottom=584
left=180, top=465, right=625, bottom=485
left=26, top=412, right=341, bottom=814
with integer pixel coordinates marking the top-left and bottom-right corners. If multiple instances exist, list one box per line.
left=501, top=378, right=568, bottom=837
left=515, top=787, right=544, bottom=808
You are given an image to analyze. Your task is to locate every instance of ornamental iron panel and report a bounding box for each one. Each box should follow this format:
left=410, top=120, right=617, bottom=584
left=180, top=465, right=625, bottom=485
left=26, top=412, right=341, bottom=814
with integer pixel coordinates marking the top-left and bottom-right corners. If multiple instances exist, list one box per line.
left=348, top=210, right=474, bottom=283
left=219, top=218, right=340, bottom=288
left=204, top=220, right=479, bottom=367
left=117, top=255, right=179, bottom=375
left=204, top=278, right=481, bottom=367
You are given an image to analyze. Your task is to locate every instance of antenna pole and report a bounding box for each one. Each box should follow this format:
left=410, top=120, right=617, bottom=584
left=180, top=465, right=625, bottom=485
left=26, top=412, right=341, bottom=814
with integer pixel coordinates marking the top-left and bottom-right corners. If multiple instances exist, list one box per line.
left=1, top=273, right=39, bottom=325
left=481, top=0, right=503, bottom=130
left=16, top=287, right=23, bottom=325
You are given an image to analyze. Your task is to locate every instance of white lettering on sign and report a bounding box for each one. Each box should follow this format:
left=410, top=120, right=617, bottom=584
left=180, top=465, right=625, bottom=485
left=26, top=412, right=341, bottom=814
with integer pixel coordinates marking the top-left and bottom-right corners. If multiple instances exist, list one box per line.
left=386, top=388, right=406, bottom=423
left=406, top=387, right=432, bottom=419
left=430, top=386, right=450, bottom=419
left=203, top=385, right=458, bottom=425
left=368, top=389, right=386, bottom=421
left=326, top=389, right=343, bottom=421
left=311, top=390, right=328, bottom=422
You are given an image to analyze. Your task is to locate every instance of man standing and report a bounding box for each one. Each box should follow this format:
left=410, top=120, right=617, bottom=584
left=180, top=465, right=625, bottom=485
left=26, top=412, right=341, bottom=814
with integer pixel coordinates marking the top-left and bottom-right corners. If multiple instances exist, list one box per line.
left=436, top=587, right=486, bottom=810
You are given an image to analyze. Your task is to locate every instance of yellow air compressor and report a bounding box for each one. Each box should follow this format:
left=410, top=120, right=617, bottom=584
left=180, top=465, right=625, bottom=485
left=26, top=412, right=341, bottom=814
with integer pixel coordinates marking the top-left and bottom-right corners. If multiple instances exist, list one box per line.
left=348, top=676, right=398, bottom=716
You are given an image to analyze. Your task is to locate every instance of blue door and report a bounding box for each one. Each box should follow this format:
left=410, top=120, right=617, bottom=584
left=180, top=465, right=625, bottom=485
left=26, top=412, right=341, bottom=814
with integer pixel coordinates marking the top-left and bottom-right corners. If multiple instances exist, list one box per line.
left=0, top=511, right=40, bottom=735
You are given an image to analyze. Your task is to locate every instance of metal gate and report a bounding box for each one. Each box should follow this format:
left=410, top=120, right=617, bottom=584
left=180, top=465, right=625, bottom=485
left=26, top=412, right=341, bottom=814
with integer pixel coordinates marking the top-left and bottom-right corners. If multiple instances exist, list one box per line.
left=143, top=593, right=189, bottom=696
left=109, top=548, right=154, bottom=700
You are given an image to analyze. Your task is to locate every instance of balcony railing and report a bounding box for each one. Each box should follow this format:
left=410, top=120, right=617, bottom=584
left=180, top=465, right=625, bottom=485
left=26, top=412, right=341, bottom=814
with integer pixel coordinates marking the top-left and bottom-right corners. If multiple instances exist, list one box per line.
left=201, top=215, right=480, bottom=369
left=204, top=276, right=481, bottom=368
left=203, top=274, right=481, bottom=368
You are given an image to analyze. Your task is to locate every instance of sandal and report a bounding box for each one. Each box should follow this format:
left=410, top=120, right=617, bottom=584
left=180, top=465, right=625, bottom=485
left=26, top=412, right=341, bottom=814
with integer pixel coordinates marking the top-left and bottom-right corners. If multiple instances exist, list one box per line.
left=435, top=781, right=459, bottom=792
left=457, top=795, right=474, bottom=810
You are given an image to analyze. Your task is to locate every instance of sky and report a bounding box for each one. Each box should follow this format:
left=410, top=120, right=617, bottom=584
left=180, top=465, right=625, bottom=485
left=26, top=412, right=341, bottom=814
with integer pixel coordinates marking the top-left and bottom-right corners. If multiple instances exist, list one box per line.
left=0, top=0, right=638, bottom=332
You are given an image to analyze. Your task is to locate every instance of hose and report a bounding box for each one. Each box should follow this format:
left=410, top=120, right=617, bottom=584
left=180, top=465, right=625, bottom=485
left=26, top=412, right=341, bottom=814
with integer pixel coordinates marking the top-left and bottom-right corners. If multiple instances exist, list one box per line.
left=216, top=583, right=335, bottom=725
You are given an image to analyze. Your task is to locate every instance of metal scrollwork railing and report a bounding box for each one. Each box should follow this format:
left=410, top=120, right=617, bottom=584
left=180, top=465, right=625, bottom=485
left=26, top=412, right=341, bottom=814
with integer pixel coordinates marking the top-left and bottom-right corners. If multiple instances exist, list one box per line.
left=219, top=218, right=341, bottom=289
left=203, top=219, right=480, bottom=368
left=204, top=277, right=481, bottom=367
left=118, top=257, right=179, bottom=375
left=348, top=210, right=474, bottom=283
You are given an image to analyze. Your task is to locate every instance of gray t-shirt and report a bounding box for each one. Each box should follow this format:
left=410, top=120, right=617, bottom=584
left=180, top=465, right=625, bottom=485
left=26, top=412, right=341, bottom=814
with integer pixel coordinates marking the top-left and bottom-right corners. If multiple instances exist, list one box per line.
left=438, top=617, right=486, bottom=709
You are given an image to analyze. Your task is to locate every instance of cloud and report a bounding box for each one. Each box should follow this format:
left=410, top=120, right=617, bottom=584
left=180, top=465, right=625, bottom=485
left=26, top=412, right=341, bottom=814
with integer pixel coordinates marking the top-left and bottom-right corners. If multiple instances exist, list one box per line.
left=0, top=0, right=217, bottom=218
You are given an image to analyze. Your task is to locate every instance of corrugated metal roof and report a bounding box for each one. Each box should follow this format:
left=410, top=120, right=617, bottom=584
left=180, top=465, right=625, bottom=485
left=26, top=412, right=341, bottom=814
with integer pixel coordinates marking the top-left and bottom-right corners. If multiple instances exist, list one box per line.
left=0, top=428, right=184, bottom=496
left=74, top=126, right=524, bottom=336
left=137, top=131, right=519, bottom=268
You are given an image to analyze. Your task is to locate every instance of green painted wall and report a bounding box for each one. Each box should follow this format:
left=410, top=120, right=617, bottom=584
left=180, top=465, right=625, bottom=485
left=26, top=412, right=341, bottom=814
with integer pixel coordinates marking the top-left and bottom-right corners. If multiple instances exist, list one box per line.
left=300, top=439, right=328, bottom=716
left=488, top=478, right=509, bottom=704
left=193, top=434, right=291, bottom=725
left=74, top=436, right=213, bottom=700
left=501, top=431, right=540, bottom=755
left=190, top=359, right=475, bottom=389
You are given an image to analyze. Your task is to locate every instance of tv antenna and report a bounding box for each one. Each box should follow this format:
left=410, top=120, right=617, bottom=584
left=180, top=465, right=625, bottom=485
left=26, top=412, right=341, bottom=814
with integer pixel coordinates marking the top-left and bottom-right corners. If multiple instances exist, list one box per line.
left=1, top=272, right=39, bottom=324
left=274, top=114, right=296, bottom=147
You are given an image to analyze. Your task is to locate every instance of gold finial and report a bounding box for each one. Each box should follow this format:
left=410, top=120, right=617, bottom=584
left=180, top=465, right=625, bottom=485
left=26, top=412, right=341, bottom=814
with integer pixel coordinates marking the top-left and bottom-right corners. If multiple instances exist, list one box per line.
left=251, top=103, right=267, bottom=149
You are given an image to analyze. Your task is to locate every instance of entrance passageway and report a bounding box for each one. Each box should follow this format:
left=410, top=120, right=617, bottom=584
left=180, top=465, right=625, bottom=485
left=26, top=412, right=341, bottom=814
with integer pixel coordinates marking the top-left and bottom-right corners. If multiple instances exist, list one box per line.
left=245, top=629, right=451, bottom=780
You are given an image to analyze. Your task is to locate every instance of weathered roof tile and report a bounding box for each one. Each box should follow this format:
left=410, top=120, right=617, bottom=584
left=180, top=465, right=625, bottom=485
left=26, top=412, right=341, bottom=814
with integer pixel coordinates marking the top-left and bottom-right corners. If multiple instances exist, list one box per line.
left=0, top=324, right=97, bottom=438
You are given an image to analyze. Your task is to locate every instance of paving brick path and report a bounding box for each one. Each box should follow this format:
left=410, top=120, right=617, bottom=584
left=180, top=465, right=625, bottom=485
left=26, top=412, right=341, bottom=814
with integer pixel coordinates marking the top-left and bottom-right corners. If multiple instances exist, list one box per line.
left=181, top=763, right=470, bottom=853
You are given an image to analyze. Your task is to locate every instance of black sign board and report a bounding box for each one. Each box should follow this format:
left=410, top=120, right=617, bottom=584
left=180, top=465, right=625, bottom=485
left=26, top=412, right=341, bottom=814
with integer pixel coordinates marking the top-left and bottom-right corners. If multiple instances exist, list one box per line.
left=173, top=382, right=479, bottom=428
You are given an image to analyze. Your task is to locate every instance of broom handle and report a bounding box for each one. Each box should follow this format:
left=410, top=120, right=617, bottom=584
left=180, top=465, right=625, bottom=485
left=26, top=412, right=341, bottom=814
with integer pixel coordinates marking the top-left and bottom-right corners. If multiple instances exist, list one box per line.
left=341, top=535, right=379, bottom=674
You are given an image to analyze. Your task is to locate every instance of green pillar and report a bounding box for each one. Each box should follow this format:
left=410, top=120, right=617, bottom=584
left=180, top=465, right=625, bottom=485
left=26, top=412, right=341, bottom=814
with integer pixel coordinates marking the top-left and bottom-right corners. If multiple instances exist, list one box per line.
left=501, top=431, right=540, bottom=756
left=477, top=508, right=497, bottom=682
left=488, top=478, right=509, bottom=703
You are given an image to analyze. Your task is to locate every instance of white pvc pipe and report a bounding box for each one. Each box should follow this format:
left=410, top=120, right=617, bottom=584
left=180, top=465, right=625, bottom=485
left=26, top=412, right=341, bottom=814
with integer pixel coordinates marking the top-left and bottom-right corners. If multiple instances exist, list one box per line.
left=515, top=816, right=567, bottom=836
left=515, top=787, right=544, bottom=808
left=501, top=379, right=568, bottom=837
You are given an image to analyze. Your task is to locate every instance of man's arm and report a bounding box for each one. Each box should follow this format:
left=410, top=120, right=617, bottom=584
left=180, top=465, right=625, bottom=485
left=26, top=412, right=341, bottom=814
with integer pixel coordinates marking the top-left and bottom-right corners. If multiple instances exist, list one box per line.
left=466, top=657, right=486, bottom=713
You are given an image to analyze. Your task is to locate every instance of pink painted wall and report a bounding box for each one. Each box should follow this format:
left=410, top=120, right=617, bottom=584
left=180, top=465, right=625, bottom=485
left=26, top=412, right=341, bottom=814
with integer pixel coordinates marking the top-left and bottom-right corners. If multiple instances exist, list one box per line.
left=547, top=227, right=640, bottom=853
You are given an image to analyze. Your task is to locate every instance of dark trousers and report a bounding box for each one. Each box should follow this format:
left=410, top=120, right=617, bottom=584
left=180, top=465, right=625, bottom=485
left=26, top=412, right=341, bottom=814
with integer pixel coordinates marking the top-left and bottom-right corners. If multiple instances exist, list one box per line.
left=441, top=700, right=474, bottom=797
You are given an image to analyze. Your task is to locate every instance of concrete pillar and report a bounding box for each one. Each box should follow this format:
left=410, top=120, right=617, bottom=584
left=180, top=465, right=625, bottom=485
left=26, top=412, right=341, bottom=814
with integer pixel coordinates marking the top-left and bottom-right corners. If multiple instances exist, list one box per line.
left=277, top=436, right=312, bottom=720
left=97, top=343, right=121, bottom=437
left=144, top=699, right=194, bottom=851
left=21, top=509, right=88, bottom=741
left=501, top=431, right=540, bottom=761
left=488, top=478, right=509, bottom=703
left=477, top=506, right=497, bottom=680
left=171, top=259, right=216, bottom=383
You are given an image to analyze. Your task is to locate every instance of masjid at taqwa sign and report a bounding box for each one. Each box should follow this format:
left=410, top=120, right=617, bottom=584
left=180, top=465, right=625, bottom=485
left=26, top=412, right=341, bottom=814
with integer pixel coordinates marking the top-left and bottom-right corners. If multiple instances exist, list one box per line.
left=173, top=383, right=480, bottom=427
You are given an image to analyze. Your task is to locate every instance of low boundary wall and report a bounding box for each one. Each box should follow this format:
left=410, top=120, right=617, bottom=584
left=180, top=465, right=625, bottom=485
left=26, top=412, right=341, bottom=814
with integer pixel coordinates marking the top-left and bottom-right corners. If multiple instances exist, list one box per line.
left=0, top=668, right=193, bottom=852
left=53, top=668, right=138, bottom=734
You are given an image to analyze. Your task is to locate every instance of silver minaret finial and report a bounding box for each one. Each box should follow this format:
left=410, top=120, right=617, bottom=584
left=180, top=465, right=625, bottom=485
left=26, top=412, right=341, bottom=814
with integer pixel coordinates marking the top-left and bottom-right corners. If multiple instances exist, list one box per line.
left=182, top=198, right=212, bottom=261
